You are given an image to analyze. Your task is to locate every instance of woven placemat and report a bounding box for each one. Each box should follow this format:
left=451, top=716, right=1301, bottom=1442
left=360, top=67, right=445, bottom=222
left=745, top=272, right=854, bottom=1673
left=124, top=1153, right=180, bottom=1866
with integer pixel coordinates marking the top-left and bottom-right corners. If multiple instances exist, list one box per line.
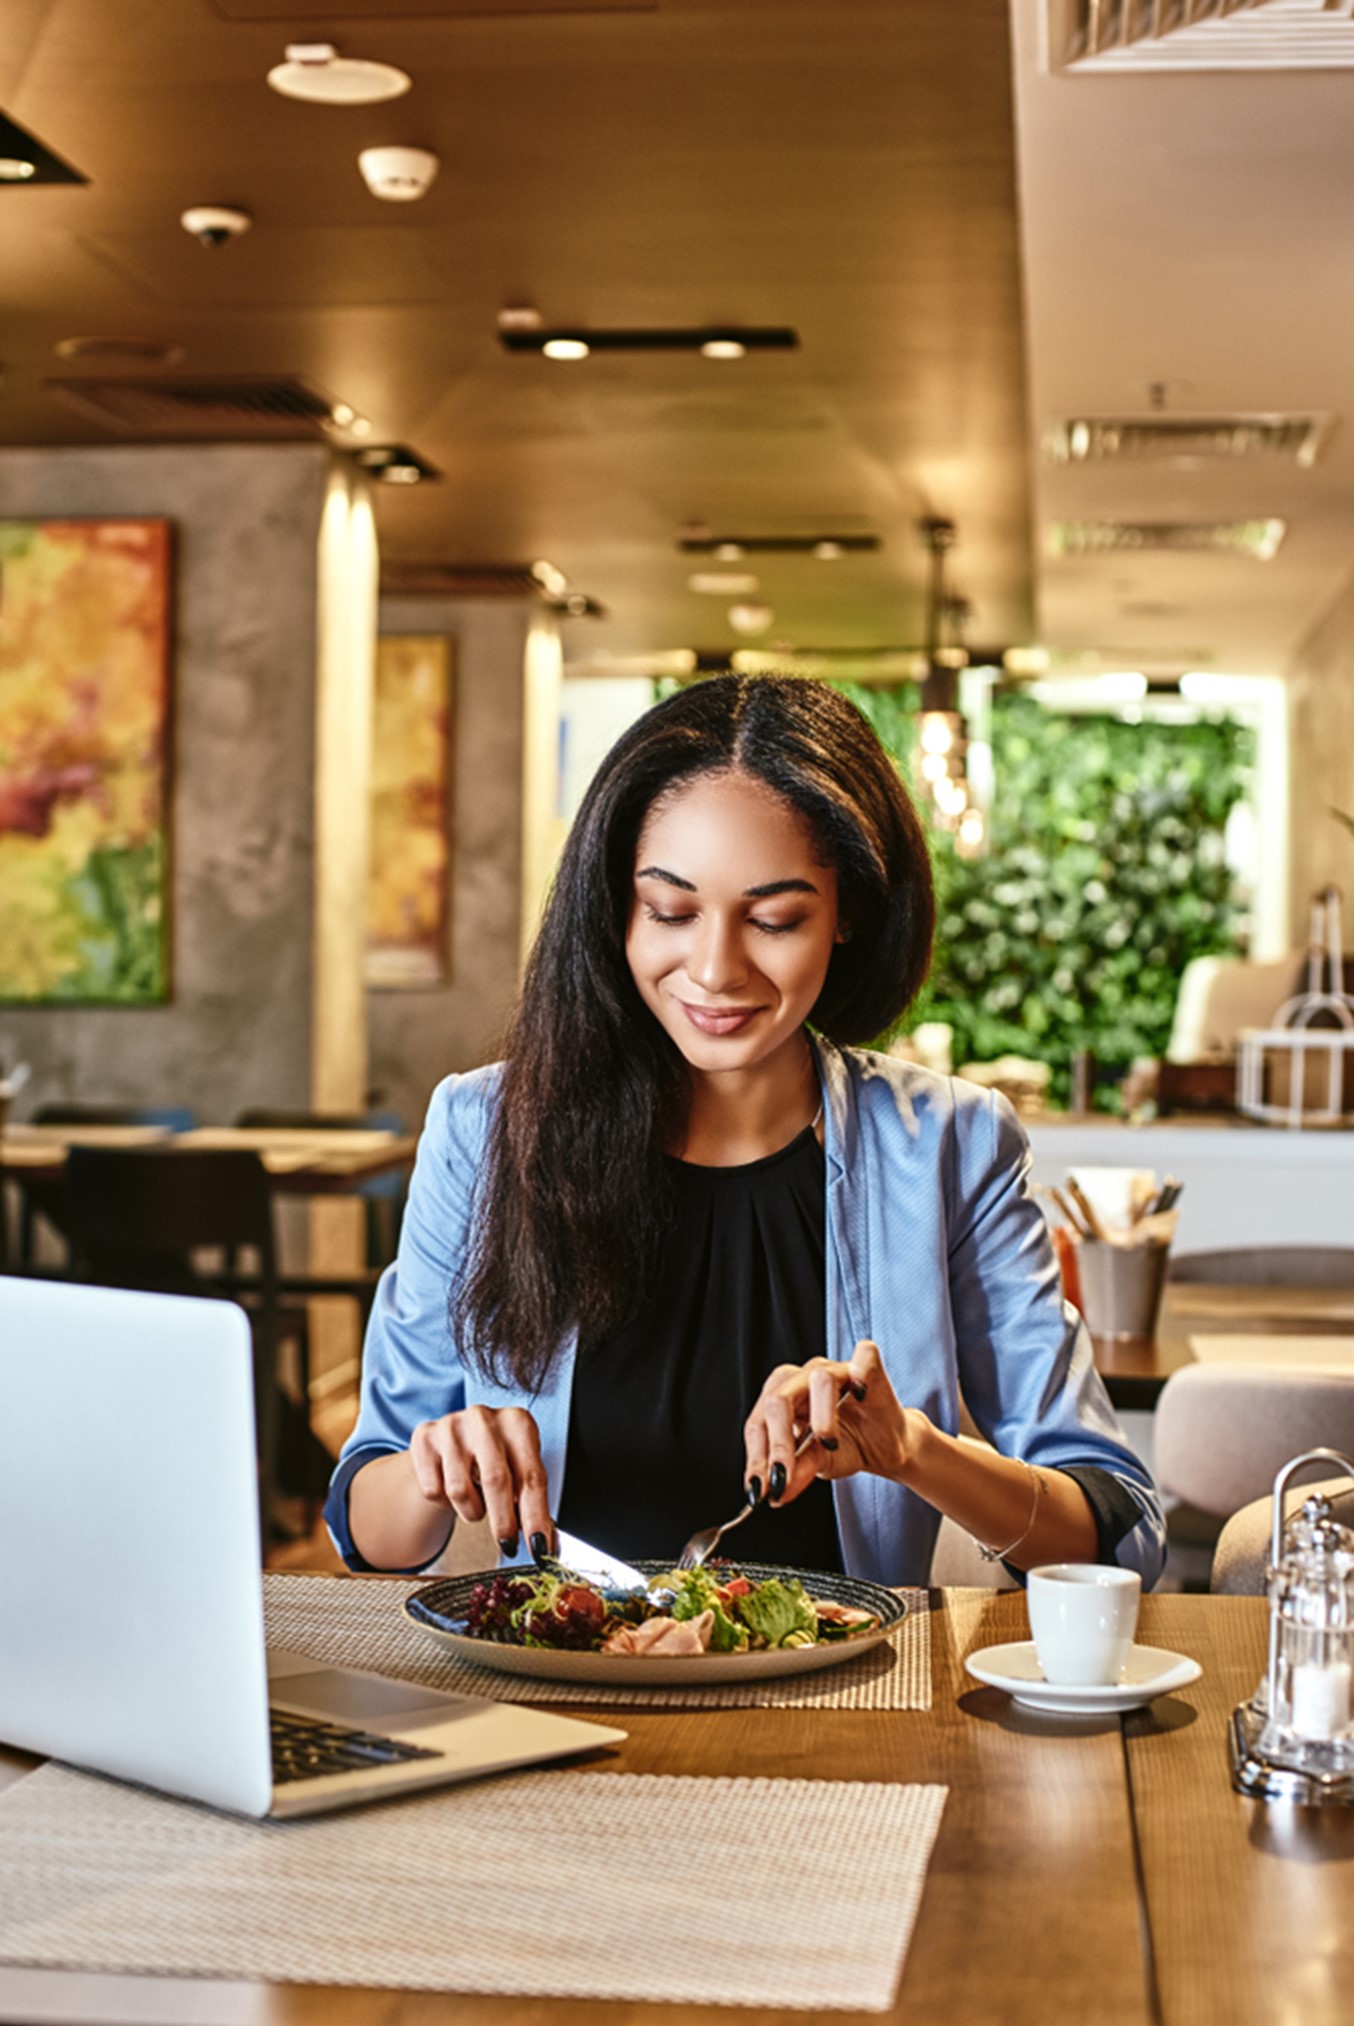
left=0, top=1763, right=947, bottom=2010
left=265, top=1572, right=931, bottom=1709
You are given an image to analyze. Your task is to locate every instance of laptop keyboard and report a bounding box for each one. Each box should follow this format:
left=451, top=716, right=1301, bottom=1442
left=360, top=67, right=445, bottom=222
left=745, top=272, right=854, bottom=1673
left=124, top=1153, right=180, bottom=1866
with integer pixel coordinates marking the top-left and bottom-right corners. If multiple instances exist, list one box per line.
left=270, top=1709, right=445, bottom=1786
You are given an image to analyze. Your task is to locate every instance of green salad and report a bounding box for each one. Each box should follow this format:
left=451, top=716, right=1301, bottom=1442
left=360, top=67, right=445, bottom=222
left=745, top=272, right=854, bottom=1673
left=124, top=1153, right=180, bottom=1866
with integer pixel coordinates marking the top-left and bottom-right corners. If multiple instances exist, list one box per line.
left=462, top=1565, right=882, bottom=1656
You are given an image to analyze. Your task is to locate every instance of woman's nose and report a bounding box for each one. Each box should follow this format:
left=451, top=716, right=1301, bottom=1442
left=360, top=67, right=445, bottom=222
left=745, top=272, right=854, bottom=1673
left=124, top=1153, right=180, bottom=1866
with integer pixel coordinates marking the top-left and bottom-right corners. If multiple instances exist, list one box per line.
left=687, top=915, right=747, bottom=993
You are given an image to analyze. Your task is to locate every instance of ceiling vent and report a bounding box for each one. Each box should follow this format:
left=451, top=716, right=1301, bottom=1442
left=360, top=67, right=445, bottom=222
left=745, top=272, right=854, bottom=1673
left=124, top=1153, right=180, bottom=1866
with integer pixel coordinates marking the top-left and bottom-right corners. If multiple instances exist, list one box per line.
left=380, top=561, right=604, bottom=615
left=1050, top=518, right=1287, bottom=559
left=1052, top=0, right=1354, bottom=73
left=211, top=1, right=653, bottom=19
left=1045, top=414, right=1329, bottom=468
left=45, top=375, right=340, bottom=439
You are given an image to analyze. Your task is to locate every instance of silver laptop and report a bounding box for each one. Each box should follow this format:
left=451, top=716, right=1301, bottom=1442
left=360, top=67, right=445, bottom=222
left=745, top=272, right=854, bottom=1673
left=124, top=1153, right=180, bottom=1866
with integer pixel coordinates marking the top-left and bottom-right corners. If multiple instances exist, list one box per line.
left=0, top=1277, right=624, bottom=1818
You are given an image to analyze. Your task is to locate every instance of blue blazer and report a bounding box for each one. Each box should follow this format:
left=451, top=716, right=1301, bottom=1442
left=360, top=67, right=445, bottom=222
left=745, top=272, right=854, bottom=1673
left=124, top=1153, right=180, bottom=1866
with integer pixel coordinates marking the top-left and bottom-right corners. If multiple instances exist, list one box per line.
left=326, top=1037, right=1166, bottom=1587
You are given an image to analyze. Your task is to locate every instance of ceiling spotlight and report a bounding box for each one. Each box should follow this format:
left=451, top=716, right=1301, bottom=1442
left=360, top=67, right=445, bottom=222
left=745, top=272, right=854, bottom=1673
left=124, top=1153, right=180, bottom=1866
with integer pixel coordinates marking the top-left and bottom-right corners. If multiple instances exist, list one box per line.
left=813, top=540, right=845, bottom=560
left=357, top=146, right=439, bottom=202
left=713, top=542, right=745, bottom=562
left=330, top=402, right=355, bottom=427
left=530, top=560, right=569, bottom=598
left=497, top=306, right=543, bottom=332
left=700, top=338, right=746, bottom=361
left=268, top=43, right=411, bottom=105
left=0, top=111, right=85, bottom=186
left=356, top=443, right=439, bottom=484
left=728, top=602, right=774, bottom=636
left=180, top=206, right=252, bottom=248
left=542, top=337, right=590, bottom=361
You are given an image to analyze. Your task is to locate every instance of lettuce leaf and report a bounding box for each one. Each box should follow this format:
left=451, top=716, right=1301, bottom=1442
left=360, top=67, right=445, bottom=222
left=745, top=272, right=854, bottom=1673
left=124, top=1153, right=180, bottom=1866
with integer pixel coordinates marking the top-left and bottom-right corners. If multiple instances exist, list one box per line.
left=665, top=1569, right=748, bottom=1653
left=734, top=1578, right=818, bottom=1649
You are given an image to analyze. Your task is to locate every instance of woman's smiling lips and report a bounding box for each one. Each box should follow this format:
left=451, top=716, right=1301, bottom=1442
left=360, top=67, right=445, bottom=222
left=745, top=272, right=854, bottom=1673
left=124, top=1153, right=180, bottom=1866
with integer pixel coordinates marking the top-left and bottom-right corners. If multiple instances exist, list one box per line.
left=677, top=1000, right=763, bottom=1035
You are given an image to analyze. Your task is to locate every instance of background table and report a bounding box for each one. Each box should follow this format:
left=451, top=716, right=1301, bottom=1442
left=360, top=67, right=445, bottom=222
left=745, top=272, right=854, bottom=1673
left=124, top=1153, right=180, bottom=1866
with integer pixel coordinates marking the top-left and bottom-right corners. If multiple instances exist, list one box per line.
left=1094, top=1280, right=1354, bottom=1409
left=2, top=1588, right=1336, bottom=2026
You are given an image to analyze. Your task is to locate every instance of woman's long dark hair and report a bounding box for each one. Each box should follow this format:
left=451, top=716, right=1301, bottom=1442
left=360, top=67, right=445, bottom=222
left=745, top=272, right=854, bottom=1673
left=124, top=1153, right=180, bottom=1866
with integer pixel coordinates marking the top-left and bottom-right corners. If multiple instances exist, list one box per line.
left=455, top=674, right=935, bottom=1390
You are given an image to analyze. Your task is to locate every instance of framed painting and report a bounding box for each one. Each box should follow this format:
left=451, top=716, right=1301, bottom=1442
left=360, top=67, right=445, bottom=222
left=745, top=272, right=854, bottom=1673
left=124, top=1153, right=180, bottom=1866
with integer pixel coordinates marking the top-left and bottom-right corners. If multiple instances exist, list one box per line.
left=0, top=517, right=173, bottom=1004
left=365, top=634, right=453, bottom=988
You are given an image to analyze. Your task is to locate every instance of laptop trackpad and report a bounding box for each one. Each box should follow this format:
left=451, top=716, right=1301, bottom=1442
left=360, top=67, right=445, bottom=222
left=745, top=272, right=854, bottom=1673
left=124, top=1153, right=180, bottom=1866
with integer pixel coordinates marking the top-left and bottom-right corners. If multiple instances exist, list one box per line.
left=271, top=1667, right=485, bottom=1731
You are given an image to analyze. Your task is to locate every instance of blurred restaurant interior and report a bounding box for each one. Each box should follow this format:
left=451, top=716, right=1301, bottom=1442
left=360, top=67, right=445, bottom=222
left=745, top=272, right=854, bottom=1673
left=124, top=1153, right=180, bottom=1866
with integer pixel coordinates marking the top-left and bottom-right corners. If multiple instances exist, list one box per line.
left=3, top=3, right=1354, bottom=2017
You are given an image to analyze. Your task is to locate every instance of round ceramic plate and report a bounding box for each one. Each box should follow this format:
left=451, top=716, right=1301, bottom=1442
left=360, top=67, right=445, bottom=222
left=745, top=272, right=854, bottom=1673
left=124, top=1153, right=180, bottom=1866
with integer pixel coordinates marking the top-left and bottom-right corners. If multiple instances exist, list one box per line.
left=404, top=1559, right=907, bottom=1686
left=964, top=1640, right=1202, bottom=1715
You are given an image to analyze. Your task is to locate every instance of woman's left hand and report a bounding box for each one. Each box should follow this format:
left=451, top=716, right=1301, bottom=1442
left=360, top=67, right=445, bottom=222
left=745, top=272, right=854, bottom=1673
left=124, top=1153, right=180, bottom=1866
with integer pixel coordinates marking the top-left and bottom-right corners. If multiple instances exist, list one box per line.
left=743, top=1339, right=926, bottom=1506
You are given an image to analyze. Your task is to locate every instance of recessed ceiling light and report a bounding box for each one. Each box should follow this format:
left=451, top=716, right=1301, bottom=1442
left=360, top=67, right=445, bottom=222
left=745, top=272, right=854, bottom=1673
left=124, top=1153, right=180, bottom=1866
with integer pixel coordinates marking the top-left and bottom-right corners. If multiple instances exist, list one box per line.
left=497, top=305, right=543, bottom=332
left=542, top=337, right=590, bottom=361
left=700, top=339, right=746, bottom=361
left=689, top=572, right=760, bottom=595
left=355, top=443, right=439, bottom=484
left=530, top=560, right=569, bottom=598
left=330, top=402, right=355, bottom=426
left=714, top=542, right=745, bottom=562
left=267, top=43, right=411, bottom=105
left=728, top=602, right=774, bottom=636
left=0, top=159, right=36, bottom=182
left=813, top=540, right=845, bottom=560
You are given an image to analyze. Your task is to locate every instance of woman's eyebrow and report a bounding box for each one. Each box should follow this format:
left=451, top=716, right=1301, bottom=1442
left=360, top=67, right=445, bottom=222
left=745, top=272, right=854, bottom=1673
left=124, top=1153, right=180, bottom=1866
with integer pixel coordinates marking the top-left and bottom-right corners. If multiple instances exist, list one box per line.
left=635, top=864, right=696, bottom=891
left=634, top=865, right=819, bottom=898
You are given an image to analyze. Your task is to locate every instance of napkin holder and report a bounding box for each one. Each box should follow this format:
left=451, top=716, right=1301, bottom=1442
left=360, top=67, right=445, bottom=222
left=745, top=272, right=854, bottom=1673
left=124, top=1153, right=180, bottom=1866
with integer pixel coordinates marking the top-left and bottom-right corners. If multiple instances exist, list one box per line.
left=1230, top=1446, right=1354, bottom=1804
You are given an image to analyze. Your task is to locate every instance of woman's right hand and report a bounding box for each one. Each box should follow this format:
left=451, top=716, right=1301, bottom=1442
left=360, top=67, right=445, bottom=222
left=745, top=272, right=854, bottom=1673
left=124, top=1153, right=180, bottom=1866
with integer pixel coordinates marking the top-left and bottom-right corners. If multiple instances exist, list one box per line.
left=408, top=1405, right=552, bottom=1558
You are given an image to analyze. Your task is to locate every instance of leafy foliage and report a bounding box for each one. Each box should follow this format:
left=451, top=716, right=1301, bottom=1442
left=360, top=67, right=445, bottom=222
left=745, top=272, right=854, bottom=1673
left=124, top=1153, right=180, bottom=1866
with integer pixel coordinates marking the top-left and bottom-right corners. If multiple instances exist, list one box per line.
left=837, top=684, right=1253, bottom=1108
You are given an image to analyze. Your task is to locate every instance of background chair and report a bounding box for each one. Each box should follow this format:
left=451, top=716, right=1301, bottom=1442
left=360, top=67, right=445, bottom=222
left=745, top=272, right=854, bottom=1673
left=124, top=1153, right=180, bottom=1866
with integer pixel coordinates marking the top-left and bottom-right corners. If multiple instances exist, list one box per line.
left=1155, top=1363, right=1354, bottom=1590
left=15, top=1102, right=197, bottom=1269
left=1213, top=1474, right=1354, bottom=1595
left=61, top=1146, right=334, bottom=1533
left=234, top=1107, right=407, bottom=1270
left=1169, top=1247, right=1354, bottom=1288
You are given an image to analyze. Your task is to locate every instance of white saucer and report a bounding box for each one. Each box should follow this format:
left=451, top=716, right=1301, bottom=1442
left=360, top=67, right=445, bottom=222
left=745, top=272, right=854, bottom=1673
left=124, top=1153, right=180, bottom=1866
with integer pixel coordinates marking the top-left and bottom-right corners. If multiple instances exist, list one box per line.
left=964, top=1640, right=1202, bottom=1714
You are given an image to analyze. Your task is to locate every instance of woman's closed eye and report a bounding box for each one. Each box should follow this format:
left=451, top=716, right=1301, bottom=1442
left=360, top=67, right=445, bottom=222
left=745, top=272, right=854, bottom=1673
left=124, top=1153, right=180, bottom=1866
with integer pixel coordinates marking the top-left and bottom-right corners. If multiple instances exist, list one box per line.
left=643, top=903, right=804, bottom=937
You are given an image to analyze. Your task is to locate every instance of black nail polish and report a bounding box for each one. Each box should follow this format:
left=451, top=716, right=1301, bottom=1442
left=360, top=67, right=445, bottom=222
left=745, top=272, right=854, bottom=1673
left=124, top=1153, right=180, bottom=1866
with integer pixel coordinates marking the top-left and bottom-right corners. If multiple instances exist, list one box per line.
left=747, top=1476, right=763, bottom=1507
left=769, top=1461, right=787, bottom=1503
left=819, top=1435, right=839, bottom=1452
left=498, top=1533, right=520, bottom=1559
left=530, top=1531, right=550, bottom=1563
left=851, top=1380, right=868, bottom=1402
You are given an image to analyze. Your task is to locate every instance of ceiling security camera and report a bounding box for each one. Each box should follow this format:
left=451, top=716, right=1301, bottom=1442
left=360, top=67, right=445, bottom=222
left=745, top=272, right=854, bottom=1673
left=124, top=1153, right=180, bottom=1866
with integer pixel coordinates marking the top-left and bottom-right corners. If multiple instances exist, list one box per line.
left=357, top=146, right=439, bottom=202
left=179, top=205, right=252, bottom=248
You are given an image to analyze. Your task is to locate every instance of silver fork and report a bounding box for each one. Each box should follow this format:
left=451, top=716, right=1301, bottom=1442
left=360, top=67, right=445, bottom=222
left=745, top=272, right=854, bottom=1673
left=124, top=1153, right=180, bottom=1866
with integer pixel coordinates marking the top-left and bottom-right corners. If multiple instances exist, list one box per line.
left=676, top=1382, right=857, bottom=1570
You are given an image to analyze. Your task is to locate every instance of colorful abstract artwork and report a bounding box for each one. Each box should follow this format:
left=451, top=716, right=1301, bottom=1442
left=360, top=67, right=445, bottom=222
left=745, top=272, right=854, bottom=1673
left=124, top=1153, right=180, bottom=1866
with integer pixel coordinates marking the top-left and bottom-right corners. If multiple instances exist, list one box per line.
left=365, top=634, right=452, bottom=987
left=0, top=518, right=172, bottom=1003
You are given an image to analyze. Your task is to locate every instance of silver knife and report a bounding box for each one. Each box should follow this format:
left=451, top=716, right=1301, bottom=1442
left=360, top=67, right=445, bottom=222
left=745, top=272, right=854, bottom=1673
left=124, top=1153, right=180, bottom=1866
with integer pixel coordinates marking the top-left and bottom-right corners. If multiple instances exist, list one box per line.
left=528, top=1527, right=650, bottom=1592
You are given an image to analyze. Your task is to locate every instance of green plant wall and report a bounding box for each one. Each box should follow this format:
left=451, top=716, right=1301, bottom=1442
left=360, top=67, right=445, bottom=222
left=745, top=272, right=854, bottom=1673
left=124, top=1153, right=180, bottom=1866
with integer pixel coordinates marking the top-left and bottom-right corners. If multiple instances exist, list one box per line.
left=837, top=684, right=1254, bottom=1108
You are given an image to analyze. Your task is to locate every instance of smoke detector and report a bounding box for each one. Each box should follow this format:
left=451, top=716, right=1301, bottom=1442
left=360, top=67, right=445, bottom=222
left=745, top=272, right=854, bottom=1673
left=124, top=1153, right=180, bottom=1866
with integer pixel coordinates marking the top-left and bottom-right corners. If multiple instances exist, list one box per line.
left=179, top=206, right=251, bottom=247
left=268, top=44, right=410, bottom=105
left=357, top=145, right=439, bottom=202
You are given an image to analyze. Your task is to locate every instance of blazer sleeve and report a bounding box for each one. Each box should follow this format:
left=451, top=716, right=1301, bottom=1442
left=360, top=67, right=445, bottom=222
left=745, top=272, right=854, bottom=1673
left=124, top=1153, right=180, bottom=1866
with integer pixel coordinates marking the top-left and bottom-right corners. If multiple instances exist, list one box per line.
left=945, top=1085, right=1167, bottom=1587
left=322, top=1072, right=488, bottom=1570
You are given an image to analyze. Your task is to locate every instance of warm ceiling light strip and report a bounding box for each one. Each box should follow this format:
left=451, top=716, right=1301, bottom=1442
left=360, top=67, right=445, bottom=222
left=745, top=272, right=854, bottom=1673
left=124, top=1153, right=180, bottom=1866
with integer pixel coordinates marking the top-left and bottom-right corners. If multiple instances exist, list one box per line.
left=679, top=534, right=878, bottom=555
left=500, top=326, right=797, bottom=355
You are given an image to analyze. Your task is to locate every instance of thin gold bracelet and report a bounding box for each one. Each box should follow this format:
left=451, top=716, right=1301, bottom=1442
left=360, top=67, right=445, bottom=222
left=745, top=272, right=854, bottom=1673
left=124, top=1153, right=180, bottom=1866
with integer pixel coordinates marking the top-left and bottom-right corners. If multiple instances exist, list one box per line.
left=976, top=1459, right=1041, bottom=1564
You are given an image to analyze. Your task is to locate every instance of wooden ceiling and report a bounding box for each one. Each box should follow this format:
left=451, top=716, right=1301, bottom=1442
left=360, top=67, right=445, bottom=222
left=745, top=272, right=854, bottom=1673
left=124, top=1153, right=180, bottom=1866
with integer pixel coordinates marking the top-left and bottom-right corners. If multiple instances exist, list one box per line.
left=0, top=0, right=1033, bottom=660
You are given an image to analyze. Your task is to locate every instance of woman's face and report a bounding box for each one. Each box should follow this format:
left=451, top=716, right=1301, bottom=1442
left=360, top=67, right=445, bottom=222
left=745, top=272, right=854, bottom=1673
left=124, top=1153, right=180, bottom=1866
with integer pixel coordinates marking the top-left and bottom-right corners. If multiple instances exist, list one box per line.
left=625, top=768, right=843, bottom=1079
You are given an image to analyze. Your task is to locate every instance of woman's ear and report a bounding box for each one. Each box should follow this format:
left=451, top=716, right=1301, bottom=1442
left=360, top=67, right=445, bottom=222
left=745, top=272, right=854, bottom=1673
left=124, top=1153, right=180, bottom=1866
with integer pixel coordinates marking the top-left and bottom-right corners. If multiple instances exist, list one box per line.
left=835, top=922, right=853, bottom=945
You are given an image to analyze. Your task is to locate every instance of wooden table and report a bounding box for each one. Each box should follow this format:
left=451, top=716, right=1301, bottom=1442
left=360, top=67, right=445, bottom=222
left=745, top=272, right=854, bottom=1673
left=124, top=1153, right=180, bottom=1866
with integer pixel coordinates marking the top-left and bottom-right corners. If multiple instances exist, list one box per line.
left=0, top=1123, right=418, bottom=1195
left=1093, top=1280, right=1354, bottom=1409
left=2, top=1588, right=1348, bottom=2026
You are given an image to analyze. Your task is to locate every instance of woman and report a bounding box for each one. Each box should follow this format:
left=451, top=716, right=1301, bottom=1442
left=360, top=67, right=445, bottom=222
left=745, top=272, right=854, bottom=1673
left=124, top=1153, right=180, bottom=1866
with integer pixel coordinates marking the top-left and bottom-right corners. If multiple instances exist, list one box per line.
left=326, top=675, right=1164, bottom=1586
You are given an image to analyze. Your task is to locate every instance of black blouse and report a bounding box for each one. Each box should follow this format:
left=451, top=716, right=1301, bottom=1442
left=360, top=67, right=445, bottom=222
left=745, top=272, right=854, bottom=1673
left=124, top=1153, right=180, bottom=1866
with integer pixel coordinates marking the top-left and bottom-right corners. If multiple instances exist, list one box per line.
left=559, top=1125, right=843, bottom=1572
left=557, top=1124, right=1140, bottom=1575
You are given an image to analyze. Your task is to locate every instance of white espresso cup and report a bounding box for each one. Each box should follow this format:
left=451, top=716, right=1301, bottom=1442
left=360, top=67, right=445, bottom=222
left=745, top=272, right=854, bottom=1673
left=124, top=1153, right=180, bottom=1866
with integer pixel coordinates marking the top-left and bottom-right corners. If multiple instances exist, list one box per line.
left=1026, top=1564, right=1141, bottom=1686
